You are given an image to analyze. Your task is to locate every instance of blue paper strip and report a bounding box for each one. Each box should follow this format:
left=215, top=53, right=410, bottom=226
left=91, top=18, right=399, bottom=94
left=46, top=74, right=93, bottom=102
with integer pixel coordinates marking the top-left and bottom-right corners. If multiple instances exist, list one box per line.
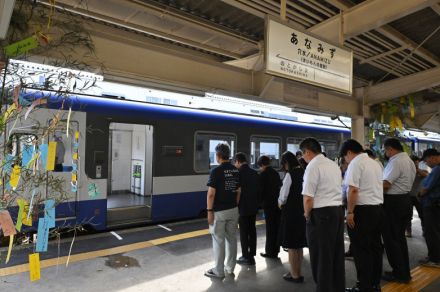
left=4, top=155, right=14, bottom=174
left=44, top=199, right=55, bottom=228
left=22, top=145, right=34, bottom=168
left=39, top=144, right=48, bottom=171
left=36, top=218, right=49, bottom=252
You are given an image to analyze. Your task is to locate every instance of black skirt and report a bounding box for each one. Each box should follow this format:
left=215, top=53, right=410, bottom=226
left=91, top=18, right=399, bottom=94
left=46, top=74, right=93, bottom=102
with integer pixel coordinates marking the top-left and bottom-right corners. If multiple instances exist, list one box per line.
left=278, top=169, right=307, bottom=249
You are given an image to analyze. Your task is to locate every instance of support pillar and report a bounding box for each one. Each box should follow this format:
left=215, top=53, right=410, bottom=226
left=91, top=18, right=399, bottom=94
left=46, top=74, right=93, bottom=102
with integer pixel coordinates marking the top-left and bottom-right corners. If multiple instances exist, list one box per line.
left=351, top=117, right=365, bottom=146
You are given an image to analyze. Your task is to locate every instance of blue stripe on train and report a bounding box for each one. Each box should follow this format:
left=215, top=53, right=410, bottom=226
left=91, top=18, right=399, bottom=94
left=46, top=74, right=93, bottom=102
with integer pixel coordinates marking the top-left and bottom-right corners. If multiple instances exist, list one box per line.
left=8, top=192, right=205, bottom=231
left=151, top=191, right=206, bottom=221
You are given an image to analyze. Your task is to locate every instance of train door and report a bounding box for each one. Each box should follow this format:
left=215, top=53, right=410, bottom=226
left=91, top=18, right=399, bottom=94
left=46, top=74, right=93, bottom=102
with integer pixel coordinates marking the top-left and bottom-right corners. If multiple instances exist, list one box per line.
left=107, top=123, right=153, bottom=227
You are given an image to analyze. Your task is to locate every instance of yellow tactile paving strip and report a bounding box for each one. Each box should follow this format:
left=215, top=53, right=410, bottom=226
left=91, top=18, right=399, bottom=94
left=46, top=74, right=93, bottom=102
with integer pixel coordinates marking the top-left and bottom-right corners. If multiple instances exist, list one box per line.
left=382, top=266, right=440, bottom=292
left=0, top=220, right=265, bottom=277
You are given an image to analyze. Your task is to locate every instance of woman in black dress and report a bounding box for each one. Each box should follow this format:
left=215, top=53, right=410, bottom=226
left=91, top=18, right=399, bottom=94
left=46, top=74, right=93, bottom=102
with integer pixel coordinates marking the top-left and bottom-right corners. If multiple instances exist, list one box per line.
left=278, top=151, right=306, bottom=283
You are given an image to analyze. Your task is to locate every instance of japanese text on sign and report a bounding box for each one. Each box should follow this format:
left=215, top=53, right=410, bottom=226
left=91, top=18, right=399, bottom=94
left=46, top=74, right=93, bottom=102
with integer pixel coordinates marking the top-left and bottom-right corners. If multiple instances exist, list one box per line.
left=265, top=18, right=353, bottom=94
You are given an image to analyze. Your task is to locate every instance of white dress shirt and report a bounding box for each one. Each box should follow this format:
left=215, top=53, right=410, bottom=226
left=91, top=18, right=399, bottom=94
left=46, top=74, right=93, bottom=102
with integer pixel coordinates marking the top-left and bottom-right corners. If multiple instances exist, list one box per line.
left=344, top=153, right=383, bottom=205
left=278, top=172, right=291, bottom=205
left=383, top=152, right=416, bottom=194
left=302, top=154, right=342, bottom=208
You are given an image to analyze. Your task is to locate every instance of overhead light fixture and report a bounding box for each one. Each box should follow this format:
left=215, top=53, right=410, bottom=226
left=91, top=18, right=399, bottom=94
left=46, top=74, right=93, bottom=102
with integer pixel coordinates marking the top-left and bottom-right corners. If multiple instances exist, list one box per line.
left=0, top=0, right=15, bottom=40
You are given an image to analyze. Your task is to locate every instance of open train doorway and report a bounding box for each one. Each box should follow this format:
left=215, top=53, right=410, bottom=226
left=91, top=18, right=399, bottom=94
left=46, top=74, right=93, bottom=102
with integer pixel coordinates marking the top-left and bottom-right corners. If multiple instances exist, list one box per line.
left=107, top=123, right=153, bottom=227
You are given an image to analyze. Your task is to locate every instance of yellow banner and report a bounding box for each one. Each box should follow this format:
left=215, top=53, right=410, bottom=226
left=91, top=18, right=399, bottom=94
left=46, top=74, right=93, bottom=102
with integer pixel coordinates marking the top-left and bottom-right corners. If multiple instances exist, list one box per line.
left=46, top=142, right=57, bottom=171
left=10, top=165, right=21, bottom=189
left=29, top=253, right=41, bottom=282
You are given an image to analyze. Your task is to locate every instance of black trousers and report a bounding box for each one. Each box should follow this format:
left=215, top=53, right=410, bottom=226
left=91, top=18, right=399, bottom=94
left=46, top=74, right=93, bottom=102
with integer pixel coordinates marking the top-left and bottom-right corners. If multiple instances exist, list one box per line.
left=406, top=196, right=423, bottom=232
left=382, top=194, right=412, bottom=280
left=307, top=206, right=345, bottom=292
left=348, top=205, right=384, bottom=291
left=239, top=214, right=257, bottom=258
left=423, top=204, right=440, bottom=262
left=263, top=208, right=280, bottom=256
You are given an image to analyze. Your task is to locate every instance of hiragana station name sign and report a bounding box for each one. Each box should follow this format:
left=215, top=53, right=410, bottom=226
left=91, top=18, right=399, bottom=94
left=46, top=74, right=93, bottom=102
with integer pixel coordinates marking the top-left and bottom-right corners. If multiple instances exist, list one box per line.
left=265, top=18, right=353, bottom=95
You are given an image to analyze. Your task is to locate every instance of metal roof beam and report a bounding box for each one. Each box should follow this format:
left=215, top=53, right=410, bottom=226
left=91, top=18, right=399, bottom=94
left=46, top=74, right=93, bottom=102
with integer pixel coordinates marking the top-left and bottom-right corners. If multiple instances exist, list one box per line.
left=311, top=0, right=437, bottom=43
left=366, top=67, right=440, bottom=105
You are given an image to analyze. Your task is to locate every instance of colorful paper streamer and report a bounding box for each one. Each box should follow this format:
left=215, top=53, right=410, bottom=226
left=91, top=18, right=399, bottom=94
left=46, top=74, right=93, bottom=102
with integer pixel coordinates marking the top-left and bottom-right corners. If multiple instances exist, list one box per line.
left=29, top=253, right=41, bottom=281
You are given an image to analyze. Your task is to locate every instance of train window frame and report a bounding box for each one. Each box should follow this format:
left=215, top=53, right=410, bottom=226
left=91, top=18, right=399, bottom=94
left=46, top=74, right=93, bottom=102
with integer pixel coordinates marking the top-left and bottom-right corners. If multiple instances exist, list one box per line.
left=193, top=131, right=237, bottom=174
left=250, top=135, right=281, bottom=169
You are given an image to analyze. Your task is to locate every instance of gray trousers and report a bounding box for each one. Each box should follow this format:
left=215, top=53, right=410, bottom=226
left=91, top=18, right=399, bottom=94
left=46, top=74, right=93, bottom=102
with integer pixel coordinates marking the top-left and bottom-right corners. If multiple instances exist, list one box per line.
left=209, top=207, right=239, bottom=276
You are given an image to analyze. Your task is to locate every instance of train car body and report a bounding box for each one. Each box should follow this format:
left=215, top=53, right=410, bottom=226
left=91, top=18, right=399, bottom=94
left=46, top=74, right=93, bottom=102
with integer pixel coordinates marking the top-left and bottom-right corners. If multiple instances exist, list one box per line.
left=8, top=93, right=350, bottom=230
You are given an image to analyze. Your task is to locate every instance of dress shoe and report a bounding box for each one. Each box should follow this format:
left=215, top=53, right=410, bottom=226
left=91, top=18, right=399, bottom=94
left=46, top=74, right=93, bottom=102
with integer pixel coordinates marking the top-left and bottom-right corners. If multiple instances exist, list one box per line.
left=381, top=271, right=411, bottom=283
left=283, top=272, right=304, bottom=283
left=237, top=256, right=255, bottom=266
left=260, top=252, right=279, bottom=259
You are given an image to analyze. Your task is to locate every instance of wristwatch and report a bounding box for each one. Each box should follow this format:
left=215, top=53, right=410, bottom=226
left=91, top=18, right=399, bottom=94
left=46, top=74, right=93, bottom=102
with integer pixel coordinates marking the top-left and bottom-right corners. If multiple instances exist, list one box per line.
left=207, top=209, right=214, bottom=212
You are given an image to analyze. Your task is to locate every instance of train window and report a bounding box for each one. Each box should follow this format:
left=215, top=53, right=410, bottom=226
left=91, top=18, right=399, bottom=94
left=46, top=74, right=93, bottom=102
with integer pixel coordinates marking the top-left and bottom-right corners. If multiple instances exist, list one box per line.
left=194, top=132, right=236, bottom=173
left=286, top=137, right=303, bottom=154
left=250, top=136, right=281, bottom=168
left=7, top=134, right=37, bottom=158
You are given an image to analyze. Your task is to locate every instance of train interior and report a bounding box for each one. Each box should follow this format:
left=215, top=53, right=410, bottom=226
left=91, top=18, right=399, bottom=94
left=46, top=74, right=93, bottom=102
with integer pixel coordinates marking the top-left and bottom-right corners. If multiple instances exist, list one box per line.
left=107, top=122, right=154, bottom=227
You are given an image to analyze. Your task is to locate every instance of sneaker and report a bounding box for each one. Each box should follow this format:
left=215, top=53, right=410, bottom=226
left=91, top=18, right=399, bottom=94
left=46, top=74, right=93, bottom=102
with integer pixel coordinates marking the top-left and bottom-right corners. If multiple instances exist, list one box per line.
left=224, top=269, right=235, bottom=277
left=420, top=260, right=440, bottom=268
left=204, top=268, right=225, bottom=279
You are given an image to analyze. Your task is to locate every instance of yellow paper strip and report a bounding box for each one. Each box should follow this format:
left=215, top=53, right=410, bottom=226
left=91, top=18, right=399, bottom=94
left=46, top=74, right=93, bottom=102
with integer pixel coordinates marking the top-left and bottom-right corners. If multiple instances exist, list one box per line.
left=46, top=142, right=57, bottom=171
left=6, top=235, right=14, bottom=264
left=72, top=152, right=78, bottom=160
left=4, top=103, right=17, bottom=121
left=75, top=131, right=79, bottom=140
left=22, top=200, right=32, bottom=226
left=71, top=173, right=77, bottom=183
left=10, top=165, right=21, bottom=189
left=29, top=253, right=41, bottom=282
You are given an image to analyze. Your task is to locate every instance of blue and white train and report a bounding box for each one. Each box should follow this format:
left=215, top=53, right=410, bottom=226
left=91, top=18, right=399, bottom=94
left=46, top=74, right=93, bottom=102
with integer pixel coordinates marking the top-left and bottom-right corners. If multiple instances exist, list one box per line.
left=8, top=92, right=351, bottom=230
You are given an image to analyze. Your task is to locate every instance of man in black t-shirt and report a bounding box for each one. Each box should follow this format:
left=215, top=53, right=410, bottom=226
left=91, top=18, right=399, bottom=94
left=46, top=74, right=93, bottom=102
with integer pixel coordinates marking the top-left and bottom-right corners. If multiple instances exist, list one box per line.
left=204, top=143, right=241, bottom=279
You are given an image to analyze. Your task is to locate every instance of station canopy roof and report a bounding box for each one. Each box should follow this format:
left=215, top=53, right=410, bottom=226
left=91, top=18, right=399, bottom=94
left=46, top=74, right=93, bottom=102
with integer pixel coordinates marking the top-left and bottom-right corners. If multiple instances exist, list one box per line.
left=25, top=0, right=440, bottom=131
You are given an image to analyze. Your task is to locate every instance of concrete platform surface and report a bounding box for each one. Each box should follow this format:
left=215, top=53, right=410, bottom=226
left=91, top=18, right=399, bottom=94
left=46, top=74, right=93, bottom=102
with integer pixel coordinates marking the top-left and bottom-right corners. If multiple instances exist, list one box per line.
left=0, top=214, right=437, bottom=292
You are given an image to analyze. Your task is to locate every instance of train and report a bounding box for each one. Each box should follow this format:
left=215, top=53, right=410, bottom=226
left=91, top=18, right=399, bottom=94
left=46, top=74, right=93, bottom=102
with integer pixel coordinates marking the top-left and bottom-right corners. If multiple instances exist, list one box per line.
left=3, top=91, right=351, bottom=230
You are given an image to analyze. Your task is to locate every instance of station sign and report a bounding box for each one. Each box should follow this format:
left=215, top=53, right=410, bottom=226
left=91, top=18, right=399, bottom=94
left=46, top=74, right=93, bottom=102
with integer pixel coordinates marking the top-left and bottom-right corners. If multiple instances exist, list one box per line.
left=265, top=18, right=353, bottom=95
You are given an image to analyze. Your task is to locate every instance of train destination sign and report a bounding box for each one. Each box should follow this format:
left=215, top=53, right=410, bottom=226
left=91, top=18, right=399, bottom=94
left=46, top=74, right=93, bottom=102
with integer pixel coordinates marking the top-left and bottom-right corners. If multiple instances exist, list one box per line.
left=265, top=18, right=353, bottom=95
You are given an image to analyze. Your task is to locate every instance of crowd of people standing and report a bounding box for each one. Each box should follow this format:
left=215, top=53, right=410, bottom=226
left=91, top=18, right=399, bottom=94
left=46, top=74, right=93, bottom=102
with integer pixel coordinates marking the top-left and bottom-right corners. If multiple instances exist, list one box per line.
left=204, top=137, right=440, bottom=292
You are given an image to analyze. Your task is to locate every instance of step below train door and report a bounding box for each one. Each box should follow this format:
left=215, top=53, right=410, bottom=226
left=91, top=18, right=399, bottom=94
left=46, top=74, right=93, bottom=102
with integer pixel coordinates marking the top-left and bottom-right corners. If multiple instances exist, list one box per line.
left=107, top=123, right=153, bottom=228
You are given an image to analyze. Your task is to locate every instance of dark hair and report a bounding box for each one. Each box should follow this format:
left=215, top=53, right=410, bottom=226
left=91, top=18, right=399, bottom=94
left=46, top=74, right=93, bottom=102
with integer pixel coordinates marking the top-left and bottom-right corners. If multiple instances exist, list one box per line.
left=234, top=152, right=247, bottom=163
left=295, top=150, right=303, bottom=157
left=257, top=155, right=270, bottom=167
left=215, top=143, right=230, bottom=160
left=364, top=149, right=375, bottom=158
left=281, top=151, right=300, bottom=172
left=384, top=138, right=403, bottom=152
left=298, top=157, right=307, bottom=169
left=410, top=155, right=420, bottom=162
left=322, top=152, right=327, bottom=157
left=339, top=139, right=364, bottom=157
left=421, top=148, right=439, bottom=161
left=299, top=137, right=322, bottom=154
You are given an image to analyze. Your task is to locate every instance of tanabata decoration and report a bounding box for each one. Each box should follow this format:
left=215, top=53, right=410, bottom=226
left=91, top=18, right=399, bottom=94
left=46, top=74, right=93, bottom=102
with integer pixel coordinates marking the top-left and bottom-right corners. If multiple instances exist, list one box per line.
left=29, top=253, right=41, bottom=281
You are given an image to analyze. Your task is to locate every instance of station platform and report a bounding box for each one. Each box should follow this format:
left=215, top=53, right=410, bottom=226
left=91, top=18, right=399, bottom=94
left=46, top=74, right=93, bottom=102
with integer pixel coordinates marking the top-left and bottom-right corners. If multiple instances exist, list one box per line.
left=0, top=214, right=439, bottom=292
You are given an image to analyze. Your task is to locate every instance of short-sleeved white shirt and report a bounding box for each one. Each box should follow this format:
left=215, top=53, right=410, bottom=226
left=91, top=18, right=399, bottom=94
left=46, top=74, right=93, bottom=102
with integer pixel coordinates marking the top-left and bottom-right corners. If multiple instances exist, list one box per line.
left=383, top=152, right=416, bottom=194
left=302, top=154, right=342, bottom=208
left=278, top=172, right=291, bottom=206
left=344, top=153, right=383, bottom=205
